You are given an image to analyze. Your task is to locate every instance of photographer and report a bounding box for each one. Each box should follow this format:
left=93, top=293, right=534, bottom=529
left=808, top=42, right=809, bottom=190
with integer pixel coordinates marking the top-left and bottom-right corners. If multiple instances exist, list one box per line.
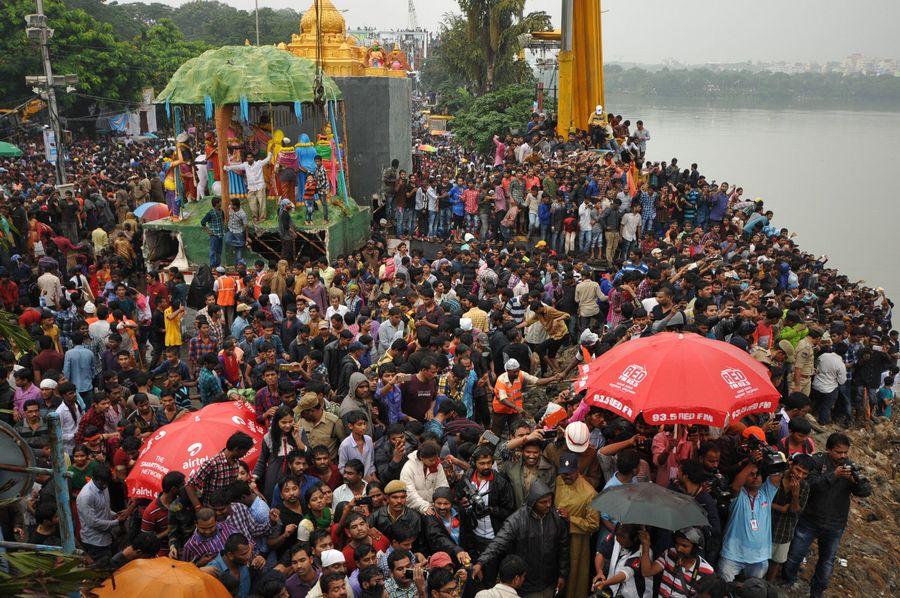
left=717, top=443, right=784, bottom=582
left=384, top=549, right=427, bottom=598
left=671, top=461, right=722, bottom=567
left=781, top=433, right=872, bottom=596
left=454, top=445, right=515, bottom=587
left=423, top=488, right=471, bottom=565
left=765, top=454, right=813, bottom=583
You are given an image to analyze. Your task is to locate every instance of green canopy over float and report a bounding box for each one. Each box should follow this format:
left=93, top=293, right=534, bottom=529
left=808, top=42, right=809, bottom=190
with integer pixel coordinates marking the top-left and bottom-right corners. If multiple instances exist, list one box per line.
left=156, top=45, right=342, bottom=106
left=145, top=44, right=368, bottom=266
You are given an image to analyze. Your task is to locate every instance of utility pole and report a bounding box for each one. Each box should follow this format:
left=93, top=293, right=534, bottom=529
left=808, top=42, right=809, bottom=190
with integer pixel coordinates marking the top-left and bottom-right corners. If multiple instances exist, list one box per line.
left=25, top=0, right=75, bottom=186
left=255, top=0, right=260, bottom=45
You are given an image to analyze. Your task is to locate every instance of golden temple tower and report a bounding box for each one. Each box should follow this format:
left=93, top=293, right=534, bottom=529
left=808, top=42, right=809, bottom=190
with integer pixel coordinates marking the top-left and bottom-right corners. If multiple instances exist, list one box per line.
left=279, top=0, right=407, bottom=78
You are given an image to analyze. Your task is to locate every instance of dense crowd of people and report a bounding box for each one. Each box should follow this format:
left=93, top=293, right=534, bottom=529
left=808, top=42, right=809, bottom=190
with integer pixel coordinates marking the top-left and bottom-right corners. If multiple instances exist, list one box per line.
left=0, top=102, right=895, bottom=598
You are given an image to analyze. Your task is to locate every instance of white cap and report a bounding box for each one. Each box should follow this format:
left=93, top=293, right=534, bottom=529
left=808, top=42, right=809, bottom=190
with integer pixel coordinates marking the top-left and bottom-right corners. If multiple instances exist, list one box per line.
left=565, top=421, right=590, bottom=453
left=579, top=329, right=599, bottom=345
left=595, top=105, right=603, bottom=114
left=459, top=317, right=472, bottom=331
left=39, top=379, right=58, bottom=390
left=83, top=301, right=96, bottom=314
left=504, top=358, right=520, bottom=371
left=463, top=233, right=475, bottom=243
left=321, top=549, right=345, bottom=568
left=216, top=266, right=226, bottom=273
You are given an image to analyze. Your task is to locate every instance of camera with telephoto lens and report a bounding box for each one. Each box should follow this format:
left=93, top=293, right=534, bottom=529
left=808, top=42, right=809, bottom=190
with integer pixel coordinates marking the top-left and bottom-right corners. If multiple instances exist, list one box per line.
left=459, top=477, right=491, bottom=519
left=705, top=470, right=734, bottom=509
left=740, top=436, right=789, bottom=475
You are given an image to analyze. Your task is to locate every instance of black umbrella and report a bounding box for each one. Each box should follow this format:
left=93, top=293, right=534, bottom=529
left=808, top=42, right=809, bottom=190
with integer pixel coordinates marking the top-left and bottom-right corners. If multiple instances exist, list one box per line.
left=590, top=483, right=709, bottom=530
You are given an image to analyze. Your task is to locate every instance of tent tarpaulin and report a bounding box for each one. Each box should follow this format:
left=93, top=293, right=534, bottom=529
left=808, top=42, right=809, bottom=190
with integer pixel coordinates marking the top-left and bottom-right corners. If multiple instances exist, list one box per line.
left=155, top=45, right=342, bottom=106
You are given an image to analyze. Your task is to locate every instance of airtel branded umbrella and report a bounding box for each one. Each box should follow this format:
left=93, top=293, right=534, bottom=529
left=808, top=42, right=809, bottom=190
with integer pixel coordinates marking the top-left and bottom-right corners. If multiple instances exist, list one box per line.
left=574, top=332, right=779, bottom=427
left=133, top=201, right=171, bottom=221
left=125, top=401, right=264, bottom=499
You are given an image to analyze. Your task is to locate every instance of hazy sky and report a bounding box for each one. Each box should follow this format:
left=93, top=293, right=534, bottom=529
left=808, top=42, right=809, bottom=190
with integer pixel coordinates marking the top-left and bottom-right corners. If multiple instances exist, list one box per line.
left=124, top=0, right=900, bottom=63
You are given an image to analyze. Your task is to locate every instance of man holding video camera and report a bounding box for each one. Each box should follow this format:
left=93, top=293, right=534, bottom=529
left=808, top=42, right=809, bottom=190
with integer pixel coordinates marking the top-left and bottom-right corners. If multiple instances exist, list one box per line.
left=781, top=432, right=872, bottom=597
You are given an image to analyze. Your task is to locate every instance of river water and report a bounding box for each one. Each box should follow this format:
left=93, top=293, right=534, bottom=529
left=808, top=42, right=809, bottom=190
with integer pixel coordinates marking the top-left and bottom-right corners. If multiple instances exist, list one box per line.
left=606, top=95, right=900, bottom=303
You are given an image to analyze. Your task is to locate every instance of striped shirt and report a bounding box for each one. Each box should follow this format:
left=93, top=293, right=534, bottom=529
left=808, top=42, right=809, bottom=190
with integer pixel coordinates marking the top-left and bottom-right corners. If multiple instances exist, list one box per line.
left=654, top=549, right=714, bottom=598
left=140, top=495, right=171, bottom=555
left=182, top=521, right=236, bottom=563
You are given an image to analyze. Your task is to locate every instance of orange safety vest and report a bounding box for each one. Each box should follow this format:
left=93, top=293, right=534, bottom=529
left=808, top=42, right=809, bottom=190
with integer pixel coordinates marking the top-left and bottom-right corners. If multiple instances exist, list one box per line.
left=217, top=275, right=236, bottom=306
left=492, top=372, right=525, bottom=415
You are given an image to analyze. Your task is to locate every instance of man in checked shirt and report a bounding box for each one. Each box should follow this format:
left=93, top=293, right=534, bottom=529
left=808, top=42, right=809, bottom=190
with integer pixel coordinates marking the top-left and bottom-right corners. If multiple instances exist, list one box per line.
left=185, top=432, right=254, bottom=509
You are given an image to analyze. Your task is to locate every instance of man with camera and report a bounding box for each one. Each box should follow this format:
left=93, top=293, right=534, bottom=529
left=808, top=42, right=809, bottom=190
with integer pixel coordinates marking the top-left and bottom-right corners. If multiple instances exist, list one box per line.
left=384, top=549, right=428, bottom=598
left=454, top=445, right=515, bottom=588
left=717, top=427, right=785, bottom=582
left=671, top=460, right=722, bottom=567
left=781, top=433, right=872, bottom=597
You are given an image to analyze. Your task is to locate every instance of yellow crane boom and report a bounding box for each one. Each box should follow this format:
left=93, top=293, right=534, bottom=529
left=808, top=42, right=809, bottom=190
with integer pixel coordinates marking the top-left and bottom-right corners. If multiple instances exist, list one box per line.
left=557, top=0, right=604, bottom=137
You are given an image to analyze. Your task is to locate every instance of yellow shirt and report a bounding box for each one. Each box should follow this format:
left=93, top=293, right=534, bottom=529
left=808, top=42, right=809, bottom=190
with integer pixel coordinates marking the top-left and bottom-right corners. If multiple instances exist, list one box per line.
left=164, top=307, right=183, bottom=347
left=92, top=228, right=109, bottom=253
left=554, top=475, right=600, bottom=535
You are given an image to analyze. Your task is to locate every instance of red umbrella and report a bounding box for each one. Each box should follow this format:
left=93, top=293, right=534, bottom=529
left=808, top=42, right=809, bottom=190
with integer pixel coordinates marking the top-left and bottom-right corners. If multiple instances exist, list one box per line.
left=126, top=401, right=265, bottom=499
left=133, top=201, right=171, bottom=221
left=574, top=332, right=779, bottom=427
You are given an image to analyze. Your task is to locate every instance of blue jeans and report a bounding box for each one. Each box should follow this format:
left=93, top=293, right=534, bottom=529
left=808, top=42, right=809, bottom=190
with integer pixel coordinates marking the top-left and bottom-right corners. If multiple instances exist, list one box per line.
left=209, top=235, right=223, bottom=268
left=717, top=556, right=768, bottom=582
left=620, top=238, right=635, bottom=260
left=224, top=230, right=245, bottom=265
left=642, top=215, right=655, bottom=234
left=579, top=230, right=592, bottom=253
left=551, top=229, right=563, bottom=252
left=394, top=208, right=406, bottom=237
left=835, top=381, right=853, bottom=421
left=479, top=213, right=490, bottom=240
left=317, top=192, right=329, bottom=221
left=782, top=518, right=844, bottom=595
left=428, top=210, right=439, bottom=237
left=813, top=387, right=840, bottom=424
left=540, top=223, right=550, bottom=242
left=528, top=212, right=539, bottom=236
left=590, top=229, right=603, bottom=249
left=440, top=208, right=452, bottom=237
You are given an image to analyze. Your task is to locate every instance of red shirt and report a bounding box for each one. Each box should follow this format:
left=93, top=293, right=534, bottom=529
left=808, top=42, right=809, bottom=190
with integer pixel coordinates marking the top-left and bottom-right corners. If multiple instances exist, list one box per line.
left=50, top=235, right=79, bottom=254
left=141, top=495, right=171, bottom=555
left=147, top=281, right=170, bottom=311
left=0, top=280, right=18, bottom=310
left=19, top=308, right=42, bottom=329
left=342, top=531, right=389, bottom=571
left=312, top=463, right=342, bottom=490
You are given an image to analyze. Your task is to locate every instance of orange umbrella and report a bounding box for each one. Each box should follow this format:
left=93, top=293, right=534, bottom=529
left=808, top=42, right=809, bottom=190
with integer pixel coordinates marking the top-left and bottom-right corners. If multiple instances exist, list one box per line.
left=91, top=557, right=231, bottom=598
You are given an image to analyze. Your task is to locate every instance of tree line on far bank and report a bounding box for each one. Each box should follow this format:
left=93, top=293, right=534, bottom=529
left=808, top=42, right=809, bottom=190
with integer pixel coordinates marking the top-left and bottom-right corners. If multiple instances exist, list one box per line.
left=603, top=64, right=900, bottom=107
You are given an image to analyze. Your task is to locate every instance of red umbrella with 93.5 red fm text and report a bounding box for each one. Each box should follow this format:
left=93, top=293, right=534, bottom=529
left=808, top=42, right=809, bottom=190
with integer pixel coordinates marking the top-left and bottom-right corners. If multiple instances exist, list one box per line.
left=574, top=332, right=779, bottom=427
left=125, top=401, right=264, bottom=499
